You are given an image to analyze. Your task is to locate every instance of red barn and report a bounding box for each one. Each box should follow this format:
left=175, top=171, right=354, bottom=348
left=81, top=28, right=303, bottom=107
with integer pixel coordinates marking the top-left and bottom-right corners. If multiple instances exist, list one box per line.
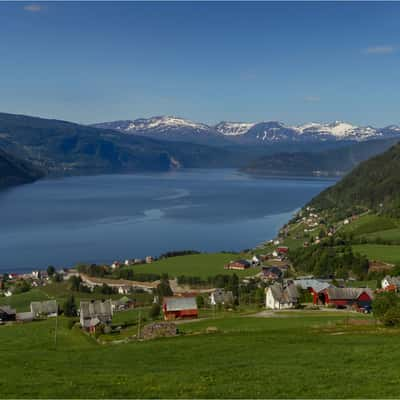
left=277, top=246, right=289, bottom=254
left=319, top=287, right=373, bottom=309
left=163, top=296, right=198, bottom=320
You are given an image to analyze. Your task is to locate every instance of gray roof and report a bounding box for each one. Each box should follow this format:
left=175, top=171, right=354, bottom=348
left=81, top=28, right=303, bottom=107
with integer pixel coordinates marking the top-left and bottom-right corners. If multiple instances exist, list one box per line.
left=269, top=283, right=299, bottom=304
left=294, top=279, right=331, bottom=293
left=30, top=300, right=58, bottom=315
left=326, top=287, right=374, bottom=300
left=0, top=305, right=16, bottom=315
left=163, top=297, right=197, bottom=312
left=16, top=311, right=34, bottom=321
left=80, top=300, right=113, bottom=320
left=210, top=289, right=233, bottom=304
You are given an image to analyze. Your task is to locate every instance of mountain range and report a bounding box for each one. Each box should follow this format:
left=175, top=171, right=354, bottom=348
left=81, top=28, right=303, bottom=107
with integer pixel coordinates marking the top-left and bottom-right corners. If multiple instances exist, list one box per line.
left=93, top=116, right=400, bottom=145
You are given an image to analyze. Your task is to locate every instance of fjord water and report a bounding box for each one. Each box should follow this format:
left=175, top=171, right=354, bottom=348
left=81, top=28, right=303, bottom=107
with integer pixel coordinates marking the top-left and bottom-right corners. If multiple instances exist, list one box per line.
left=0, top=169, right=334, bottom=272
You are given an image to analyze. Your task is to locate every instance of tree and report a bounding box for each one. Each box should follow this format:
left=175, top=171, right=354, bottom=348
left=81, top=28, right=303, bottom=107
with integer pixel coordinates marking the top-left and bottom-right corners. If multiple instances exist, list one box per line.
left=63, top=295, right=77, bottom=317
left=47, top=265, right=55, bottom=277
left=69, top=275, right=82, bottom=292
left=156, top=275, right=173, bottom=299
left=149, top=303, right=161, bottom=320
left=372, top=291, right=400, bottom=321
left=196, top=295, right=205, bottom=309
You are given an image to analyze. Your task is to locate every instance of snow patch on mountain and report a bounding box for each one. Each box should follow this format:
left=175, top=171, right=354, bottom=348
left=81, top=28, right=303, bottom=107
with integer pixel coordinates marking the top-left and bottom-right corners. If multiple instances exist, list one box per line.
left=214, top=122, right=255, bottom=136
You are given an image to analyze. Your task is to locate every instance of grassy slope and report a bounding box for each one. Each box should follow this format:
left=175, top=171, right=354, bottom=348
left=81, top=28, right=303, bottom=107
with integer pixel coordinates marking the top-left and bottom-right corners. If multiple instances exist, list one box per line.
left=3, top=313, right=400, bottom=398
left=352, top=244, right=400, bottom=265
left=129, top=253, right=261, bottom=279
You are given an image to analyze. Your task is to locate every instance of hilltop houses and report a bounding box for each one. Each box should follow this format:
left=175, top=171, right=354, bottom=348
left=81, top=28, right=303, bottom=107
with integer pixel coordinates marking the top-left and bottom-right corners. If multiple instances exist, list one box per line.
left=162, top=296, right=198, bottom=320
left=224, top=259, right=251, bottom=271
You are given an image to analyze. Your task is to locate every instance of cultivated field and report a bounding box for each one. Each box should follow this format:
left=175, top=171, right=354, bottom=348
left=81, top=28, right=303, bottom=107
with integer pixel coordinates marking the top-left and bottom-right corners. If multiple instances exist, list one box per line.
left=1, top=311, right=400, bottom=398
left=130, top=253, right=261, bottom=278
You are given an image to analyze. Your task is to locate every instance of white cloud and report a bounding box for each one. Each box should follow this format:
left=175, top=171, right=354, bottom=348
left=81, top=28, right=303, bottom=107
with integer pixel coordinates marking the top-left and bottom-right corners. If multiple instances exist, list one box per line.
left=363, top=45, right=395, bottom=55
left=304, top=96, right=320, bottom=103
left=24, top=4, right=43, bottom=12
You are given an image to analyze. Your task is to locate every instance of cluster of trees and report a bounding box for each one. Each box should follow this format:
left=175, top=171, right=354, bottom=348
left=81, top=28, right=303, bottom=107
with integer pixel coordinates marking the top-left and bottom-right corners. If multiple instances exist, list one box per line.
left=114, top=269, right=161, bottom=282
left=289, top=244, right=369, bottom=279
left=177, top=274, right=235, bottom=289
left=373, top=292, right=400, bottom=326
left=159, top=250, right=200, bottom=259
left=76, top=264, right=109, bottom=278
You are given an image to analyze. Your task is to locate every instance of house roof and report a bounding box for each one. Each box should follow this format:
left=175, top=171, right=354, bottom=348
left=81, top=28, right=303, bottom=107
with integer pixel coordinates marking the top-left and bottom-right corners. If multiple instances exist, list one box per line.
left=325, top=287, right=374, bottom=300
left=384, top=276, right=400, bottom=288
left=30, top=300, right=58, bottom=315
left=268, top=283, right=299, bottom=304
left=16, top=311, right=34, bottom=321
left=0, top=305, right=16, bottom=315
left=294, top=279, right=331, bottom=293
left=80, top=300, right=113, bottom=320
left=163, top=296, right=197, bottom=312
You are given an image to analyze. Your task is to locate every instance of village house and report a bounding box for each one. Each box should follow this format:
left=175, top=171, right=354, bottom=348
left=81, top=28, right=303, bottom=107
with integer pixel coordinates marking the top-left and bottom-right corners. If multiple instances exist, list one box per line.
left=265, top=282, right=299, bottom=310
left=30, top=300, right=58, bottom=318
left=0, top=305, right=16, bottom=322
left=162, top=296, right=198, bottom=320
left=209, top=289, right=234, bottom=306
left=80, top=299, right=113, bottom=332
left=381, top=276, right=400, bottom=292
left=145, top=256, right=154, bottom=264
left=224, top=259, right=251, bottom=271
left=262, top=266, right=284, bottom=281
left=111, top=261, right=121, bottom=269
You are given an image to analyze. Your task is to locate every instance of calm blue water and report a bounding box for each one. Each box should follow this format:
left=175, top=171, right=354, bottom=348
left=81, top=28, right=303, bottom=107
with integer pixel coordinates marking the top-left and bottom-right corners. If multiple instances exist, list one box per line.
left=0, top=169, right=335, bottom=272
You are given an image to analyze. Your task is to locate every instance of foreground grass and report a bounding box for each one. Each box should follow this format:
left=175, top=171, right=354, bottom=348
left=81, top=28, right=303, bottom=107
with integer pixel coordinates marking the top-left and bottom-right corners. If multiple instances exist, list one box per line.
left=2, top=312, right=400, bottom=398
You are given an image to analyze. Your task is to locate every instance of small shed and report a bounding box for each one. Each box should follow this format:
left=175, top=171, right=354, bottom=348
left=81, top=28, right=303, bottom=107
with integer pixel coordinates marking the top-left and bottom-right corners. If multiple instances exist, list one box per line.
left=163, top=296, right=198, bottom=320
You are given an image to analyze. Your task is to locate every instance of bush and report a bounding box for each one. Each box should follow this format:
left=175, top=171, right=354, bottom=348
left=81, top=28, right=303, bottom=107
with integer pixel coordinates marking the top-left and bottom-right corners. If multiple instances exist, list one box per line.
left=149, top=303, right=161, bottom=320
left=382, top=305, right=400, bottom=326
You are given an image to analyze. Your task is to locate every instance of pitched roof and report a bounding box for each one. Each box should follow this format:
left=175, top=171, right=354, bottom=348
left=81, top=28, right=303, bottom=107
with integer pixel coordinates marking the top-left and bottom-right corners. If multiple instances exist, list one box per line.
left=163, top=296, right=197, bottom=311
left=384, top=276, right=400, bottom=288
left=30, top=300, right=58, bottom=315
left=325, top=287, right=373, bottom=300
left=268, top=283, right=299, bottom=304
left=294, top=279, right=331, bottom=293
left=80, top=300, right=113, bottom=320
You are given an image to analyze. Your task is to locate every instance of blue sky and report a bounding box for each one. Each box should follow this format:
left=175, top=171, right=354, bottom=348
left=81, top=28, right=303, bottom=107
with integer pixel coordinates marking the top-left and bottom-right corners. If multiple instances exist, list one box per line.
left=1, top=1, right=400, bottom=126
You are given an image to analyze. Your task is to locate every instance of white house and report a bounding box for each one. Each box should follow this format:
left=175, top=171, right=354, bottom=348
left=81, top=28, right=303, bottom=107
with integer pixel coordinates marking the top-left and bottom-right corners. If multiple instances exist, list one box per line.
left=266, top=283, right=299, bottom=310
left=381, top=276, right=400, bottom=291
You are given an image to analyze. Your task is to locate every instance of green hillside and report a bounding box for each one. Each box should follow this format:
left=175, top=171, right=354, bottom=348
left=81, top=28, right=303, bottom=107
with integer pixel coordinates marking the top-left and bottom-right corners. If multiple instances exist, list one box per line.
left=0, top=112, right=234, bottom=176
left=309, top=142, right=400, bottom=217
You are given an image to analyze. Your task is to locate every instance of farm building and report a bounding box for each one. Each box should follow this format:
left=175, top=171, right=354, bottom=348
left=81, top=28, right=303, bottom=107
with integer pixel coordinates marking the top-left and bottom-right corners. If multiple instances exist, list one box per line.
left=318, top=287, right=373, bottom=309
left=16, top=312, right=34, bottom=323
left=293, top=278, right=331, bottom=302
left=265, top=283, right=299, bottom=310
left=209, top=289, right=234, bottom=306
left=0, top=305, right=16, bottom=322
left=224, top=259, right=251, bottom=270
left=276, top=246, right=289, bottom=254
left=381, top=276, right=400, bottom=292
left=163, top=296, right=198, bottom=320
left=30, top=300, right=58, bottom=318
left=80, top=299, right=113, bottom=332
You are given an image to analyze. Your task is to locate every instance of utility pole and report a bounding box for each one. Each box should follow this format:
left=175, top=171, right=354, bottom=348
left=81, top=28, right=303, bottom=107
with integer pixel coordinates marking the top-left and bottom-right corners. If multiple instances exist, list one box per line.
left=137, top=309, right=142, bottom=340
left=54, top=312, right=58, bottom=351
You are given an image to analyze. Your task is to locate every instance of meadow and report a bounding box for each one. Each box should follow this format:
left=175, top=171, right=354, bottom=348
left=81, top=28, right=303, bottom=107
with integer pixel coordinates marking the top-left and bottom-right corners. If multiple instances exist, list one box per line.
left=130, top=253, right=261, bottom=278
left=1, top=311, right=400, bottom=398
left=352, top=244, right=400, bottom=265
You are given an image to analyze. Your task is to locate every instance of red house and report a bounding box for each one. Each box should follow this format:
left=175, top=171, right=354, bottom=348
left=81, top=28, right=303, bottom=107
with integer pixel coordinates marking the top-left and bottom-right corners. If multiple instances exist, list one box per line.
left=318, top=287, right=373, bottom=309
left=163, top=296, right=198, bottom=320
left=224, top=259, right=251, bottom=270
left=277, top=246, right=289, bottom=254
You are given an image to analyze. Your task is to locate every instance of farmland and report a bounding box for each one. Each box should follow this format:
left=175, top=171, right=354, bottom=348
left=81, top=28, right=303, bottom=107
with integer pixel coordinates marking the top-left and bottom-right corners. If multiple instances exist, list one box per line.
left=2, top=311, right=400, bottom=398
left=129, top=253, right=261, bottom=279
left=352, top=244, right=400, bottom=265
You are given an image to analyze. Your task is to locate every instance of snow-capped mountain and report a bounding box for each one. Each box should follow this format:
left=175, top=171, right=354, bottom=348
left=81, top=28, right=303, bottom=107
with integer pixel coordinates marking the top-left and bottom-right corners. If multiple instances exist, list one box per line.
left=92, top=116, right=400, bottom=145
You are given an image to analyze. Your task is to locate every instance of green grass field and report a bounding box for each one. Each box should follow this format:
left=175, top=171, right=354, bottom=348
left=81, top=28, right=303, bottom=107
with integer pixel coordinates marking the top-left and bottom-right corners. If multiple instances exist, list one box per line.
left=130, top=253, right=261, bottom=278
left=342, top=214, right=399, bottom=237
left=1, top=282, right=152, bottom=312
left=353, top=244, right=400, bottom=265
left=3, top=311, right=400, bottom=398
